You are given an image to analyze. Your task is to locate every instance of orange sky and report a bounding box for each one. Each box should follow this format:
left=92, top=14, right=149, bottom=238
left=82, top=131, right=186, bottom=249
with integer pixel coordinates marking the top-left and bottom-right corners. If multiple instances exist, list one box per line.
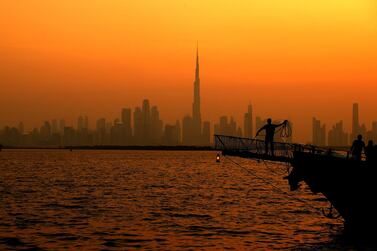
left=1, top=0, right=377, bottom=142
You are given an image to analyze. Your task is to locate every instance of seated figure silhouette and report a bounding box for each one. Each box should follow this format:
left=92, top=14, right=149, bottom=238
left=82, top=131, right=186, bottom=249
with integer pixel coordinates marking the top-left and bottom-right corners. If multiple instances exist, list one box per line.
left=256, top=118, right=287, bottom=156
left=350, top=134, right=365, bottom=161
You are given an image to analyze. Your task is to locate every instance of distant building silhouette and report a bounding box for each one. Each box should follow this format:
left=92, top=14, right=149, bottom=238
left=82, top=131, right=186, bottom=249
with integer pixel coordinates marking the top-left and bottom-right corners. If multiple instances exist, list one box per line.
left=130, top=100, right=165, bottom=145
left=181, top=46, right=210, bottom=145
left=366, top=121, right=377, bottom=144
left=51, top=119, right=58, bottom=134
left=214, top=116, right=241, bottom=137
left=40, top=121, right=52, bottom=144
left=312, top=117, right=326, bottom=146
left=192, top=45, right=202, bottom=144
left=202, top=121, right=211, bottom=144
left=95, top=118, right=107, bottom=145
left=243, top=104, right=253, bottom=138
left=163, top=122, right=180, bottom=145
left=350, top=103, right=368, bottom=145
left=175, top=120, right=181, bottom=144
left=59, top=119, right=65, bottom=134
left=133, top=107, right=143, bottom=145
left=18, top=122, right=24, bottom=135
left=182, top=115, right=194, bottom=145
left=328, top=120, right=348, bottom=146
left=351, top=103, right=359, bottom=142
left=75, top=115, right=91, bottom=145
left=121, top=108, right=132, bottom=145
left=77, top=116, right=84, bottom=132
left=84, top=116, right=89, bottom=130
left=150, top=106, right=163, bottom=145
left=110, top=119, right=124, bottom=145
left=63, top=126, right=75, bottom=146
left=142, top=99, right=152, bottom=144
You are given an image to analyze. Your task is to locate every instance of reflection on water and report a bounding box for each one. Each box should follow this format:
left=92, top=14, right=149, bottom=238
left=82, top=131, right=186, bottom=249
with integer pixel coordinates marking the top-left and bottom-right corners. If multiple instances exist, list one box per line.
left=0, top=150, right=369, bottom=250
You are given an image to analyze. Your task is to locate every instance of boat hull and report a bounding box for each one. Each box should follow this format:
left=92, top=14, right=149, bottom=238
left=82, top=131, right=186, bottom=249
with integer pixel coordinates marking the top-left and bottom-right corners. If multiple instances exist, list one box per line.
left=289, top=151, right=377, bottom=233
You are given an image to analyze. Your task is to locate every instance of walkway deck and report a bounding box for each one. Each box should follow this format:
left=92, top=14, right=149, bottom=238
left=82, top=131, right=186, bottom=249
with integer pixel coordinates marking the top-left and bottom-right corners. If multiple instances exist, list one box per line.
left=214, top=134, right=326, bottom=163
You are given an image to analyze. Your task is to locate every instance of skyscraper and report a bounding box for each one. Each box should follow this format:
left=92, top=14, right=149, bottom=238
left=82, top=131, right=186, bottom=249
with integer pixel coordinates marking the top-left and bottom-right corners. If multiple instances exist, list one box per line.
left=59, top=119, right=65, bottom=134
left=351, top=103, right=359, bottom=141
left=77, top=116, right=84, bottom=132
left=121, top=108, right=131, bottom=129
left=142, top=99, right=151, bottom=144
left=40, top=121, right=52, bottom=141
left=202, top=121, right=210, bottom=145
left=95, top=118, right=106, bottom=145
left=175, top=120, right=181, bottom=144
left=18, top=122, right=24, bottom=135
left=243, top=104, right=253, bottom=138
left=133, top=107, right=143, bottom=145
left=121, top=108, right=132, bottom=144
left=328, top=120, right=348, bottom=147
left=182, top=115, right=194, bottom=145
left=150, top=106, right=163, bottom=145
left=51, top=119, right=58, bottom=134
left=84, top=116, right=89, bottom=130
left=214, top=116, right=238, bottom=137
left=192, top=45, right=202, bottom=144
left=312, top=117, right=326, bottom=146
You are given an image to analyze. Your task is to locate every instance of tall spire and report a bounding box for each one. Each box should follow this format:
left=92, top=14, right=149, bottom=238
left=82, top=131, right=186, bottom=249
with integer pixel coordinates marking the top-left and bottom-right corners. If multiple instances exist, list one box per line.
left=195, top=42, right=199, bottom=81
left=192, top=43, right=202, bottom=143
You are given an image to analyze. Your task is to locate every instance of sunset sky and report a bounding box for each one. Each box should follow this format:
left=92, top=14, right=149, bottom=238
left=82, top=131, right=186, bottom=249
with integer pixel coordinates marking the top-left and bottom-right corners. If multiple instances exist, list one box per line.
left=1, top=0, right=377, bottom=142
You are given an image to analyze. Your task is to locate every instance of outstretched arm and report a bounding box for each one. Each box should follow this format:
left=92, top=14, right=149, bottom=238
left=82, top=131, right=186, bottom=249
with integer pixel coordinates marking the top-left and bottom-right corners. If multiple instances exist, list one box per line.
left=255, top=126, right=266, bottom=137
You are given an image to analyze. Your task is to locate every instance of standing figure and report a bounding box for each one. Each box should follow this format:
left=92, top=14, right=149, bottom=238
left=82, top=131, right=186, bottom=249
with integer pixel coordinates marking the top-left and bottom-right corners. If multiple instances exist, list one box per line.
left=350, top=134, right=365, bottom=161
left=256, top=119, right=288, bottom=156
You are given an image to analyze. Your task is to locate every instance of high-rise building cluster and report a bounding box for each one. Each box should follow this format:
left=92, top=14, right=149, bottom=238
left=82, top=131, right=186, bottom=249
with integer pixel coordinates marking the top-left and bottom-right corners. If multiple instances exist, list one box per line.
left=0, top=47, right=215, bottom=147
left=214, top=116, right=242, bottom=137
left=312, top=103, right=377, bottom=147
left=0, top=101, right=258, bottom=147
left=0, top=99, right=181, bottom=147
left=3, top=47, right=374, bottom=148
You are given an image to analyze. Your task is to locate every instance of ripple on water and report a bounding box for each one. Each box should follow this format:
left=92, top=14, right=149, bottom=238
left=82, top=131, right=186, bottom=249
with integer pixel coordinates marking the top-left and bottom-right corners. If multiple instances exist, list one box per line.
left=0, top=150, right=354, bottom=250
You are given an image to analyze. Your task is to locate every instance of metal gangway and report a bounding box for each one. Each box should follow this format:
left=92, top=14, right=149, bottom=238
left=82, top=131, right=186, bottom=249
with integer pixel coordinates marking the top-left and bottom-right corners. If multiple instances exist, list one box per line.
left=214, top=134, right=327, bottom=163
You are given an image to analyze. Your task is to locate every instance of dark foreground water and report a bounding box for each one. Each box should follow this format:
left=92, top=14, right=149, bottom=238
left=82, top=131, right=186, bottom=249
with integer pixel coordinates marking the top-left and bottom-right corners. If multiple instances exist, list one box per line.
left=0, top=150, right=372, bottom=250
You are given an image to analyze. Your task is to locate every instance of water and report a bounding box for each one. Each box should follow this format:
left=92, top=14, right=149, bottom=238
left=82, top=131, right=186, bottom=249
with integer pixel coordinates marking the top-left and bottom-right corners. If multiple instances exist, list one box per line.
left=0, top=150, right=369, bottom=250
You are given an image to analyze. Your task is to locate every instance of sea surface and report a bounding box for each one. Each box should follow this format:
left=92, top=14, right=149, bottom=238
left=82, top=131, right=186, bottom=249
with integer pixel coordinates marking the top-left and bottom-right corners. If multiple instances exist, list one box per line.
left=0, top=150, right=372, bottom=250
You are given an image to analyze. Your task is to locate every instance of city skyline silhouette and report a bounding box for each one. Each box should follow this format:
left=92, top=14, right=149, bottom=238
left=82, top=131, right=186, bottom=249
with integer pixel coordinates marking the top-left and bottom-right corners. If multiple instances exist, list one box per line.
left=1, top=43, right=376, bottom=146
left=1, top=1, right=377, bottom=143
left=1, top=45, right=376, bottom=145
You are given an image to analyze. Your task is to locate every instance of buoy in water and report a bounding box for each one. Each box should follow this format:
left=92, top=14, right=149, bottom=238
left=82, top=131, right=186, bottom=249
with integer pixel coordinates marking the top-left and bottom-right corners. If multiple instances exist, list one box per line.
left=216, top=154, right=220, bottom=163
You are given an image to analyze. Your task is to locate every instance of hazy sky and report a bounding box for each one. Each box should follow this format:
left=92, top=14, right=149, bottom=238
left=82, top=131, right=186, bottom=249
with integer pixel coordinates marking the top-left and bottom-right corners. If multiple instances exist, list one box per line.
left=1, top=1, right=377, bottom=142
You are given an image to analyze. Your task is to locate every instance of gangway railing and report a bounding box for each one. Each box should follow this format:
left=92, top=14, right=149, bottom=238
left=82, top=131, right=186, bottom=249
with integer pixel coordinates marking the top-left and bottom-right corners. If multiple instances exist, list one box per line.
left=214, top=134, right=329, bottom=160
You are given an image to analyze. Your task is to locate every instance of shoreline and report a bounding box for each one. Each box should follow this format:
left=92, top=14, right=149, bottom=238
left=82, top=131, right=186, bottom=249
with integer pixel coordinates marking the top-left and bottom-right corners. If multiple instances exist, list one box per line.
left=0, top=145, right=215, bottom=151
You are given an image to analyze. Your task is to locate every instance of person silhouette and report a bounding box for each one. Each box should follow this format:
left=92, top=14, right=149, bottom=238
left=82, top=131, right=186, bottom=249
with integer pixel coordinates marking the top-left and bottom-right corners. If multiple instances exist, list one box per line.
left=365, top=140, right=374, bottom=163
left=256, top=118, right=288, bottom=156
left=350, top=134, right=365, bottom=161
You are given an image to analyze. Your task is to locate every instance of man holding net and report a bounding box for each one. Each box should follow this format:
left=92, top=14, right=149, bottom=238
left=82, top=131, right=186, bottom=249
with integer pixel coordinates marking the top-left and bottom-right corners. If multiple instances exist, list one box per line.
left=256, top=118, right=289, bottom=156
